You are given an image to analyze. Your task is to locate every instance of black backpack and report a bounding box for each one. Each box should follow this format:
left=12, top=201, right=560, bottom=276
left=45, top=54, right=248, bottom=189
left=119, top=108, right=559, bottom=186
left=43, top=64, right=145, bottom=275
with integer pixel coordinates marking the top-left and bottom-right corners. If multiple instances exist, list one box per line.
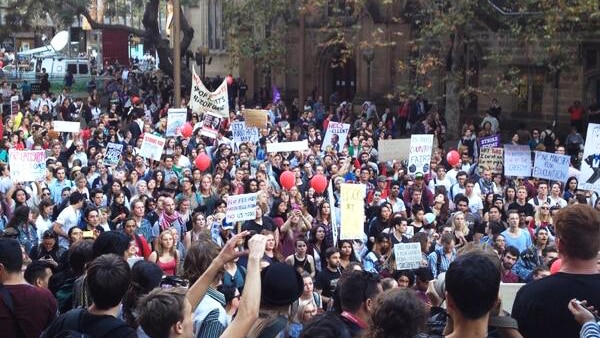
left=50, top=308, right=129, bottom=338
left=542, top=129, right=555, bottom=148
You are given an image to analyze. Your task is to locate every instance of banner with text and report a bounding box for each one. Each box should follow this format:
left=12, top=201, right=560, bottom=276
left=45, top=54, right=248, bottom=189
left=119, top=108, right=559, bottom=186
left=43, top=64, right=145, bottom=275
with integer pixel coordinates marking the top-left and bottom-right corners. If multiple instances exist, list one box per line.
left=478, top=134, right=501, bottom=149
left=105, top=142, right=123, bottom=166
left=579, top=123, right=600, bottom=191
left=408, top=134, right=434, bottom=175
left=231, top=122, right=259, bottom=151
left=533, top=151, right=570, bottom=182
left=394, top=243, right=423, bottom=270
left=226, top=193, right=258, bottom=223
left=478, top=147, right=504, bottom=174
left=139, top=134, right=166, bottom=162
left=340, top=183, right=366, bottom=240
left=504, top=145, right=532, bottom=177
left=9, top=149, right=46, bottom=182
left=322, top=122, right=350, bottom=152
left=166, top=109, right=188, bottom=137
left=190, top=66, right=229, bottom=118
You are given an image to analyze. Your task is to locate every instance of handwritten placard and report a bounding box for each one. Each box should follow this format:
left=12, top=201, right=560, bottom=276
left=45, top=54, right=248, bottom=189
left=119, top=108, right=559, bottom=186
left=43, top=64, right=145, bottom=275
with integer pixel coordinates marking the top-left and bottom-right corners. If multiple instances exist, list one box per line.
left=243, top=109, right=268, bottom=128
left=504, top=145, right=532, bottom=177
left=9, top=149, right=46, bottom=182
left=478, top=147, right=504, bottom=174
left=226, top=193, right=258, bottom=223
left=231, top=121, right=259, bottom=150
left=340, top=183, right=366, bottom=240
left=378, top=139, right=411, bottom=162
left=532, top=151, right=570, bottom=182
left=408, top=134, right=433, bottom=175
left=139, top=134, right=166, bottom=162
left=394, top=243, right=423, bottom=270
left=190, top=66, right=229, bottom=117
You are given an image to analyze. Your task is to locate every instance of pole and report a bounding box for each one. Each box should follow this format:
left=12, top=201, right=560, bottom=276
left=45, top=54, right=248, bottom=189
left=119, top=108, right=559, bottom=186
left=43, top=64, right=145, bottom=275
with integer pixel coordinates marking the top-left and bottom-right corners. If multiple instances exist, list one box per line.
left=173, top=0, right=181, bottom=108
left=299, top=2, right=305, bottom=106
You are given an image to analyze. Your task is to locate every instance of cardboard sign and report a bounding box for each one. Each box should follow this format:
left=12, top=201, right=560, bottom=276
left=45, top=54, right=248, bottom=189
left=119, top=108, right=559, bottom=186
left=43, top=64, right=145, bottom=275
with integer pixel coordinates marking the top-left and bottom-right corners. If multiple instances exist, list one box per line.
left=499, top=283, right=525, bottom=314
left=267, top=140, right=309, bottom=153
left=504, top=145, right=532, bottom=177
left=226, top=193, right=258, bottom=223
left=378, top=139, right=411, bottom=162
left=408, top=134, right=434, bottom=175
left=478, top=134, right=500, bottom=149
left=243, top=109, right=268, bottom=128
left=579, top=123, right=600, bottom=191
left=533, top=151, right=570, bottom=182
left=105, top=142, right=123, bottom=166
left=340, top=183, right=366, bottom=240
left=322, top=122, right=350, bottom=152
left=200, top=112, right=223, bottom=139
left=231, top=122, right=259, bottom=150
left=190, top=66, right=229, bottom=118
left=478, top=147, right=504, bottom=174
left=9, top=149, right=46, bottom=182
left=166, top=109, right=188, bottom=137
left=139, top=134, right=166, bottom=162
left=53, top=121, right=80, bottom=133
left=394, top=243, right=423, bottom=270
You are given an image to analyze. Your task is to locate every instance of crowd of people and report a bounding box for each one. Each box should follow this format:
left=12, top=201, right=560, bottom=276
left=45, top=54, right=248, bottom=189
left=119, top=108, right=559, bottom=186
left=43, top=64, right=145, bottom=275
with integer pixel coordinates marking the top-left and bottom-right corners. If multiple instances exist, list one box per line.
left=0, top=64, right=598, bottom=338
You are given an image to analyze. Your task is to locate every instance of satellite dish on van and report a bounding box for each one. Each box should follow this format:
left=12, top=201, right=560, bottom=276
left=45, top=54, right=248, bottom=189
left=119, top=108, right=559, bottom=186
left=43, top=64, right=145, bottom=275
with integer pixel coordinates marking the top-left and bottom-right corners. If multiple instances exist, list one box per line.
left=50, top=31, right=69, bottom=52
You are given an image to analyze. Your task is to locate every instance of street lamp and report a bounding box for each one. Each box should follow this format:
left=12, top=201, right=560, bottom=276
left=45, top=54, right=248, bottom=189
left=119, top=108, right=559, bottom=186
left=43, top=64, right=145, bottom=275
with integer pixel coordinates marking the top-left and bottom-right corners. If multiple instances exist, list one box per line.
left=362, top=47, right=375, bottom=100
left=195, top=45, right=211, bottom=79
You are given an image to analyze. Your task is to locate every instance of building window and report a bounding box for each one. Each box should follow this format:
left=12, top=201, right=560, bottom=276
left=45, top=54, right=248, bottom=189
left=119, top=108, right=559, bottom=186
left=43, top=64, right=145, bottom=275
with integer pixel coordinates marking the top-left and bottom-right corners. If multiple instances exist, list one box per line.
left=517, top=70, right=544, bottom=115
left=586, top=49, right=598, bottom=70
left=327, top=0, right=354, bottom=16
left=208, top=0, right=224, bottom=51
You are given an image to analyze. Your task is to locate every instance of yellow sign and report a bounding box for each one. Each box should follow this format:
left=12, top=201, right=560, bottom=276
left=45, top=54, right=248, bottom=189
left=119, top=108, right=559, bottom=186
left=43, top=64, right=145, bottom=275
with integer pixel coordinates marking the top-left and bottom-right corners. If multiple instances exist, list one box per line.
left=340, top=183, right=366, bottom=240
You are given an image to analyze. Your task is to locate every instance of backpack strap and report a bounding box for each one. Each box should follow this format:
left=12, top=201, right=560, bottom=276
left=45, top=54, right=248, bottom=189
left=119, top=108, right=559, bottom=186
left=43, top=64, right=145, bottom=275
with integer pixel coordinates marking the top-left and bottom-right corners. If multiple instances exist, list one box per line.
left=0, top=285, right=27, bottom=338
left=436, top=251, right=442, bottom=276
left=59, top=308, right=130, bottom=337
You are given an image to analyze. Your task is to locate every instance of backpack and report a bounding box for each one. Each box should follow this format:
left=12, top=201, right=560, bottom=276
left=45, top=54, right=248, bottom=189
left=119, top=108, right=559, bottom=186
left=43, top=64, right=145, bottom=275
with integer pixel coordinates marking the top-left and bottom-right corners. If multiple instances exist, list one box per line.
left=51, top=308, right=129, bottom=338
left=542, top=129, right=555, bottom=148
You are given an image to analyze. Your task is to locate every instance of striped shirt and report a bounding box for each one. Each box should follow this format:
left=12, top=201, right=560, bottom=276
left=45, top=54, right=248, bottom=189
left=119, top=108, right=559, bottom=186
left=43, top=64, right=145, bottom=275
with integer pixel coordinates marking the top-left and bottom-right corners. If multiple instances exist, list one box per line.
left=581, top=321, right=600, bottom=338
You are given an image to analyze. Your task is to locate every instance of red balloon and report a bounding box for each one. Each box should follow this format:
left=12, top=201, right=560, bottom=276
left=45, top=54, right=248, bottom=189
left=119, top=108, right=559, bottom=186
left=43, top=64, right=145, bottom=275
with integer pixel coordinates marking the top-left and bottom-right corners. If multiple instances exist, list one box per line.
left=195, top=154, right=211, bottom=171
left=279, top=171, right=295, bottom=190
left=446, top=150, right=460, bottom=167
left=311, top=174, right=328, bottom=194
left=226, top=74, right=234, bottom=86
left=550, top=258, right=561, bottom=274
left=181, top=123, right=193, bottom=138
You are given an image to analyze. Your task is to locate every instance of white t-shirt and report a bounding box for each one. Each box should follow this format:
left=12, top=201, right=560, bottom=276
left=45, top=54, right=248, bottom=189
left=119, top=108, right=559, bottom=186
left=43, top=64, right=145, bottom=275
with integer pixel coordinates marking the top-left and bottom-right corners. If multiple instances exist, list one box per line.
left=56, top=205, right=80, bottom=248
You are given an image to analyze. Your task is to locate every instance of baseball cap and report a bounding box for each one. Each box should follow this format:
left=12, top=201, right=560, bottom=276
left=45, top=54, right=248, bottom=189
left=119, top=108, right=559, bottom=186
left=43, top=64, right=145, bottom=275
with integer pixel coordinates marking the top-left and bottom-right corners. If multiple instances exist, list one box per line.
left=415, top=172, right=424, bottom=179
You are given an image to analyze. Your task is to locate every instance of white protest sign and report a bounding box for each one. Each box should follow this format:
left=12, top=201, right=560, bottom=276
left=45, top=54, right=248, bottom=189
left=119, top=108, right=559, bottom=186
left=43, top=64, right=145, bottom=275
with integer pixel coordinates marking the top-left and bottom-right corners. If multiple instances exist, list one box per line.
left=408, top=134, right=434, bottom=175
left=190, top=66, right=229, bottom=118
left=394, top=243, right=423, bottom=270
left=378, top=139, right=411, bottom=162
left=231, top=122, right=259, bottom=150
left=105, top=142, right=123, bottom=166
left=9, top=149, right=46, bottom=182
left=226, top=193, right=258, bottom=223
left=579, top=123, right=600, bottom=191
left=532, top=151, right=570, bottom=182
left=53, top=121, right=80, bottom=133
left=340, top=183, right=366, bottom=240
left=10, top=96, right=19, bottom=116
left=200, top=112, right=223, bottom=139
left=267, top=140, right=309, bottom=153
left=504, top=145, right=532, bottom=177
left=139, top=134, right=166, bottom=162
left=499, top=283, right=525, bottom=314
left=166, top=109, right=188, bottom=137
left=328, top=178, right=339, bottom=247
left=322, top=122, right=350, bottom=152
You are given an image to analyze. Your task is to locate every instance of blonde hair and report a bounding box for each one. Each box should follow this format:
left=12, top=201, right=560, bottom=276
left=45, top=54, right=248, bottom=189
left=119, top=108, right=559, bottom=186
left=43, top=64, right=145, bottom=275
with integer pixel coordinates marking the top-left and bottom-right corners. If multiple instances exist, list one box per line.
left=451, top=211, right=470, bottom=236
left=156, top=229, right=177, bottom=257
left=534, top=204, right=553, bottom=226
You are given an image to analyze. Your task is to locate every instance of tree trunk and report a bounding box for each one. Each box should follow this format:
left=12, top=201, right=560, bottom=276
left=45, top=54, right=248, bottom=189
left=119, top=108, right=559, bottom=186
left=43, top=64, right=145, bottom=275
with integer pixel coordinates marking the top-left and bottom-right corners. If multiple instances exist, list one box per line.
left=445, top=30, right=465, bottom=140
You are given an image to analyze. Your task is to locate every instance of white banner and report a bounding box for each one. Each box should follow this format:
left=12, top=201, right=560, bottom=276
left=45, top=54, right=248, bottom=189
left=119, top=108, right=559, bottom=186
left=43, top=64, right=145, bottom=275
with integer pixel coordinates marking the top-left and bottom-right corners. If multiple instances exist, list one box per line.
left=226, top=193, right=258, bottom=223
left=266, top=140, right=309, bottom=153
left=579, top=124, right=600, bottom=191
left=139, top=134, right=166, bottom=162
left=340, top=183, right=366, bottom=240
left=532, top=151, right=570, bottom=182
left=231, top=122, right=259, bottom=150
left=190, top=66, right=229, bottom=118
left=53, top=121, right=80, bottom=133
left=408, top=134, right=434, bottom=176
left=9, top=149, right=46, bottom=182
left=394, top=243, right=423, bottom=270
left=321, top=122, right=350, bottom=152
left=504, top=145, right=532, bottom=177
left=166, top=109, right=188, bottom=137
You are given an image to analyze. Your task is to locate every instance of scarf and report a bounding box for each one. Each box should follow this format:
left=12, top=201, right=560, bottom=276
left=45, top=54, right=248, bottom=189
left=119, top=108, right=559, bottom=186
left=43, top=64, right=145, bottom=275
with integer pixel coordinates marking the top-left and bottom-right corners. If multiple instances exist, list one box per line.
left=159, top=210, right=183, bottom=232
